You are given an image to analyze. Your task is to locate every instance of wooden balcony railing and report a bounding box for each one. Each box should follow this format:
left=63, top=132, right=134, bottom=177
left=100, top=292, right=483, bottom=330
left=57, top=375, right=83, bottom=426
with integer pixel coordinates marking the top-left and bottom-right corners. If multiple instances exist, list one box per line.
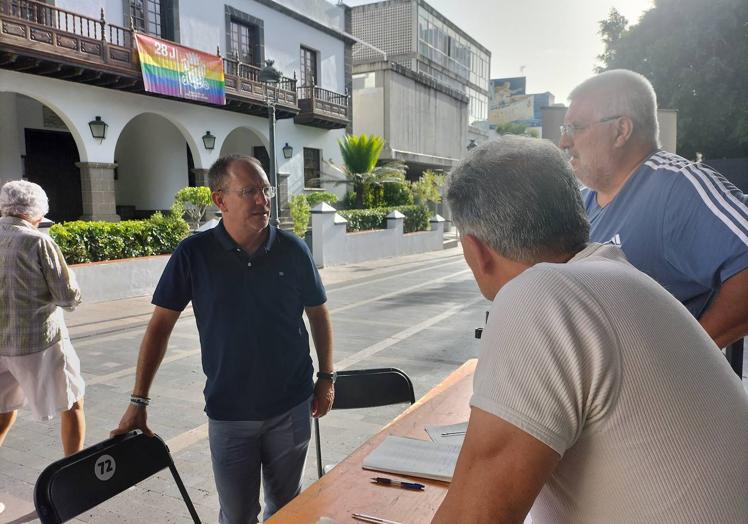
left=295, top=85, right=349, bottom=129
left=0, top=0, right=136, bottom=74
left=2, top=0, right=104, bottom=39
left=222, top=56, right=298, bottom=115
left=1, top=0, right=300, bottom=117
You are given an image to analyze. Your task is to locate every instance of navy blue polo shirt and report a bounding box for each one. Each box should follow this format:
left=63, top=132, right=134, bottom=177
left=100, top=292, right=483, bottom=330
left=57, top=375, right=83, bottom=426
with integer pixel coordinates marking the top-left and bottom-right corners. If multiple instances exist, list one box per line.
left=152, top=221, right=326, bottom=421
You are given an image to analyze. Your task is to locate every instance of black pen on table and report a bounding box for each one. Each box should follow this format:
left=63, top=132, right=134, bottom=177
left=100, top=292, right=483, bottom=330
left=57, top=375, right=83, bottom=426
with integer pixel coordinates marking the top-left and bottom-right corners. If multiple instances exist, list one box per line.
left=370, top=476, right=425, bottom=491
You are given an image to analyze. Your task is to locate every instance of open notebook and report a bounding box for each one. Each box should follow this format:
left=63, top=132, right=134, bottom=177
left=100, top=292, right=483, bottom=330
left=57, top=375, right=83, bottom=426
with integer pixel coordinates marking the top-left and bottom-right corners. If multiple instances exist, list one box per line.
left=362, top=436, right=462, bottom=482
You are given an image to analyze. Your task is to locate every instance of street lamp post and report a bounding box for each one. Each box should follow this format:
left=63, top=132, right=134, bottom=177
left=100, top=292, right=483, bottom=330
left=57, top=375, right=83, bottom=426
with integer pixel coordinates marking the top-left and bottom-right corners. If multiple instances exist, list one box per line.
left=260, top=59, right=282, bottom=228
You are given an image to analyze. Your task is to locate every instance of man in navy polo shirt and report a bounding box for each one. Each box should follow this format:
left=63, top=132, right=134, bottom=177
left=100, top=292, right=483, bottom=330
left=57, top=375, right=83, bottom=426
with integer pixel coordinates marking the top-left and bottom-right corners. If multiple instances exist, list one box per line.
left=113, top=154, right=334, bottom=523
left=560, top=69, right=748, bottom=350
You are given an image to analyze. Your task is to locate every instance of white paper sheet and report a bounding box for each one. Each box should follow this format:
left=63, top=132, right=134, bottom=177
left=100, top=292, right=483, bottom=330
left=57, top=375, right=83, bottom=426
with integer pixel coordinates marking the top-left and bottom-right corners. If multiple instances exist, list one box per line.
left=362, top=436, right=461, bottom=482
left=424, top=421, right=468, bottom=446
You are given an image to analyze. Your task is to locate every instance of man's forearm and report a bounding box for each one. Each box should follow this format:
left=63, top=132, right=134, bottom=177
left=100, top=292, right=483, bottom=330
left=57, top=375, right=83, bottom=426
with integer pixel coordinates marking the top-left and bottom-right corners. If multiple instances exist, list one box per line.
left=132, top=307, right=180, bottom=396
left=699, top=269, right=748, bottom=348
left=306, top=305, right=333, bottom=372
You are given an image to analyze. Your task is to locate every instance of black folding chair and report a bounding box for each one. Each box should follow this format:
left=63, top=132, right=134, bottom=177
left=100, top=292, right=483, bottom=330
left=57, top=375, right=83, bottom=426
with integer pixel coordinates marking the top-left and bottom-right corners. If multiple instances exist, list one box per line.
left=34, top=430, right=200, bottom=523
left=315, top=368, right=415, bottom=478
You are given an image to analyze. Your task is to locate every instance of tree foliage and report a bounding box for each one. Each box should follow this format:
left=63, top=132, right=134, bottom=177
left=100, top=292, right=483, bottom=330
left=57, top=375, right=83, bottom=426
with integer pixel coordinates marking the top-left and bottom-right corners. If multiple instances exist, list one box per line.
left=326, top=134, right=407, bottom=209
left=289, top=194, right=311, bottom=237
left=410, top=169, right=445, bottom=211
left=597, top=0, right=748, bottom=158
left=494, top=121, right=539, bottom=138
left=174, top=186, right=212, bottom=229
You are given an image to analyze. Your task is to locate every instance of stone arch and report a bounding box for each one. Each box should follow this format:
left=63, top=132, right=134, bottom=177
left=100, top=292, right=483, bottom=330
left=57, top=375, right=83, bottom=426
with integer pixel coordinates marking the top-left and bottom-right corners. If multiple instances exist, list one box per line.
left=220, top=126, right=271, bottom=175
left=0, top=91, right=89, bottom=221
left=113, top=112, right=198, bottom=219
left=0, top=89, right=90, bottom=163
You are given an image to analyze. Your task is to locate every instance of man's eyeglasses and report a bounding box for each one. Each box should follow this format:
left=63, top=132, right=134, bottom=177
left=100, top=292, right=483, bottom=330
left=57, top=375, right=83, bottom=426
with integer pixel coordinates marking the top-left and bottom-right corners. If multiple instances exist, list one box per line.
left=560, top=115, right=622, bottom=139
left=221, top=186, right=276, bottom=199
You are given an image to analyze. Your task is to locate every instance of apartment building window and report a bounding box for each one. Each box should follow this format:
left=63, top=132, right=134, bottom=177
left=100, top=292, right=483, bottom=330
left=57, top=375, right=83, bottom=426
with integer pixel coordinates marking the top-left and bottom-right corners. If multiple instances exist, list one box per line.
left=300, top=46, right=318, bottom=87
left=225, top=7, right=264, bottom=67
left=127, top=0, right=177, bottom=40
left=304, top=148, right=321, bottom=188
left=230, top=20, right=259, bottom=65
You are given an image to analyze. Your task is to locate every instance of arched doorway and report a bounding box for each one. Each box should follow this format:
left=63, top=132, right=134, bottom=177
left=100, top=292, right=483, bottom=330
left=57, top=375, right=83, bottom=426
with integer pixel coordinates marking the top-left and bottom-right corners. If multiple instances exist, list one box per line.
left=114, top=113, right=198, bottom=218
left=220, top=127, right=269, bottom=173
left=0, top=93, right=83, bottom=222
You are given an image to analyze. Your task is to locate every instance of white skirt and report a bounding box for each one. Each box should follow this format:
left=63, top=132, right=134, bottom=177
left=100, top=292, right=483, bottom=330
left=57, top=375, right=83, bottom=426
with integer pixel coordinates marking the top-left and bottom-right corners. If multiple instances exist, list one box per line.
left=0, top=338, right=85, bottom=420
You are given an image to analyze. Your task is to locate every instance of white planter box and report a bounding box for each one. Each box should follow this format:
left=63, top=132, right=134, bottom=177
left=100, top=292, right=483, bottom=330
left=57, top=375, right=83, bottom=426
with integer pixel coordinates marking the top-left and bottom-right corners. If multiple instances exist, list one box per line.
left=72, top=255, right=170, bottom=303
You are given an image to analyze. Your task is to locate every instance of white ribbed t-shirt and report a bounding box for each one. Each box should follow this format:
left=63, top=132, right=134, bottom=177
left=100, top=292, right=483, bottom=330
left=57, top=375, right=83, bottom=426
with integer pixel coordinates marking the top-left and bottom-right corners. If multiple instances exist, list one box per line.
left=472, top=244, right=748, bottom=524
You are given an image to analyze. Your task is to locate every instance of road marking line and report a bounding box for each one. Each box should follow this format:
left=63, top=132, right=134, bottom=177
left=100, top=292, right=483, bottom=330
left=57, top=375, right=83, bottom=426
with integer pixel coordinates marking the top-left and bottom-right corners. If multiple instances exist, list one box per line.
left=329, top=269, right=472, bottom=314
left=167, top=423, right=209, bottom=454
left=334, top=295, right=485, bottom=370
left=83, top=349, right=200, bottom=385
left=327, top=258, right=465, bottom=294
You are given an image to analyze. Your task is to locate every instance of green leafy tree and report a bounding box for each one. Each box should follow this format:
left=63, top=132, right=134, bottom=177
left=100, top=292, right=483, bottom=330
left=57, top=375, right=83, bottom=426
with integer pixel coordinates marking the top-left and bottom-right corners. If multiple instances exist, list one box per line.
left=289, top=194, right=311, bottom=237
left=495, top=122, right=539, bottom=138
left=595, top=8, right=629, bottom=73
left=174, top=186, right=212, bottom=229
left=597, top=0, right=748, bottom=158
left=325, top=134, right=407, bottom=209
left=410, top=170, right=445, bottom=213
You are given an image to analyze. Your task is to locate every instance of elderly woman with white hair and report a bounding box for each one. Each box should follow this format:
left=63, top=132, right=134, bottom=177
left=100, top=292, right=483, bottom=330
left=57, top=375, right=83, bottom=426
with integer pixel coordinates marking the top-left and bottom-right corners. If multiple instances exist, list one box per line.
left=0, top=181, right=85, bottom=478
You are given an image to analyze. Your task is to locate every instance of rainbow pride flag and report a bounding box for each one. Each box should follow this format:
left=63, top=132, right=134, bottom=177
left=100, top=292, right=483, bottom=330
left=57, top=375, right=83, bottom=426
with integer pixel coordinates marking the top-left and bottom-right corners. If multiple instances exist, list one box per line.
left=135, top=34, right=225, bottom=106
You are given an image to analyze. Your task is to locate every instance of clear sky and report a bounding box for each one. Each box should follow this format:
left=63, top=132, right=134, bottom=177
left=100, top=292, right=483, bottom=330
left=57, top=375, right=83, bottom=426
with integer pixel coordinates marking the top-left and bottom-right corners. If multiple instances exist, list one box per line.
left=343, top=0, right=655, bottom=101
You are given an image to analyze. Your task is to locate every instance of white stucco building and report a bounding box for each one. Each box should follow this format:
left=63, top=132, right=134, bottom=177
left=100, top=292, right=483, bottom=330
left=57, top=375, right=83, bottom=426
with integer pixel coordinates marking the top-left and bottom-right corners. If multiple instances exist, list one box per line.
left=0, top=0, right=352, bottom=222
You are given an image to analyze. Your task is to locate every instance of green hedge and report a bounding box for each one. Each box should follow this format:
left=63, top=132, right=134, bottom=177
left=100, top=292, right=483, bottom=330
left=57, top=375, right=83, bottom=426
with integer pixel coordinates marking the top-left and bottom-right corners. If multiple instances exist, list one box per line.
left=305, top=191, right=338, bottom=208
left=50, top=212, right=189, bottom=264
left=343, top=180, right=414, bottom=210
left=338, top=204, right=430, bottom=234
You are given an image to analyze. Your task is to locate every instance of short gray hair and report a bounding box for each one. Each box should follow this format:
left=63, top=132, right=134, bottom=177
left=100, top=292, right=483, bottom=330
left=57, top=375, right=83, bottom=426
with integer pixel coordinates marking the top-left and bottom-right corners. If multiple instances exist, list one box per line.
left=447, top=136, right=589, bottom=263
left=207, top=154, right=265, bottom=193
left=0, top=180, right=49, bottom=220
left=569, top=69, right=659, bottom=147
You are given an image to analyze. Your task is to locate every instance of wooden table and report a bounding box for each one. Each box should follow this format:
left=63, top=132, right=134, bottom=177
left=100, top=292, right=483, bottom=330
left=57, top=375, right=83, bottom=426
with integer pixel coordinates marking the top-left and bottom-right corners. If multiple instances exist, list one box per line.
left=267, top=359, right=477, bottom=524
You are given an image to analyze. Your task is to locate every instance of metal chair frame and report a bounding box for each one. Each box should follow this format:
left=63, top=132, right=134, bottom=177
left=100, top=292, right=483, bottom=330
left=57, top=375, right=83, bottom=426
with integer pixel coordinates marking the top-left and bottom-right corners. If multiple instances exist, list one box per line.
left=34, top=430, right=200, bottom=523
left=314, top=367, right=415, bottom=479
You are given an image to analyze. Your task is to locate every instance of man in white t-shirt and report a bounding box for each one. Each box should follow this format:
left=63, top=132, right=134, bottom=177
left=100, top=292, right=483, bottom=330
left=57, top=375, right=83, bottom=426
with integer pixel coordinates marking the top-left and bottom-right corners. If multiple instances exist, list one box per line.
left=433, top=136, right=748, bottom=524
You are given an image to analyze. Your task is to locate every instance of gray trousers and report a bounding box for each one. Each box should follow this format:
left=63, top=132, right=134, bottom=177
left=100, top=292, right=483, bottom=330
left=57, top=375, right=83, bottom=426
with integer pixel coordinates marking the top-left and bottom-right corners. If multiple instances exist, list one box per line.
left=208, top=397, right=312, bottom=523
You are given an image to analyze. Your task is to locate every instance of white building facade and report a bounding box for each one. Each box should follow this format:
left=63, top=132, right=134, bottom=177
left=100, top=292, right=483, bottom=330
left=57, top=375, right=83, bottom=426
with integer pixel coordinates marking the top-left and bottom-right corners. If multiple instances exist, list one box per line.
left=0, top=0, right=352, bottom=222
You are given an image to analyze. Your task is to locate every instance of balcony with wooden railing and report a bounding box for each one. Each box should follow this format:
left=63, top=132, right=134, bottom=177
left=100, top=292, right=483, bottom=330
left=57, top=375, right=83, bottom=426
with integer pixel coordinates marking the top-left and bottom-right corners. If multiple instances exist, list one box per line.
left=295, top=85, right=350, bottom=129
left=222, top=56, right=298, bottom=118
left=0, top=0, right=298, bottom=117
left=0, top=0, right=137, bottom=82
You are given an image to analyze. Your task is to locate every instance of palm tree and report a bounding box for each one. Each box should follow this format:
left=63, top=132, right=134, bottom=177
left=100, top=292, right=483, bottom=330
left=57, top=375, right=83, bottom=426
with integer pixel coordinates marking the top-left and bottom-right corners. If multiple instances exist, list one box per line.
left=326, top=134, right=407, bottom=209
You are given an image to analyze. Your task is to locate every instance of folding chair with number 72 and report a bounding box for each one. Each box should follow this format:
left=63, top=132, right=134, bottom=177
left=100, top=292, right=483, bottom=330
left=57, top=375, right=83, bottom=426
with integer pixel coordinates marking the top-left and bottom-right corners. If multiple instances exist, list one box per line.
left=34, top=430, right=201, bottom=524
